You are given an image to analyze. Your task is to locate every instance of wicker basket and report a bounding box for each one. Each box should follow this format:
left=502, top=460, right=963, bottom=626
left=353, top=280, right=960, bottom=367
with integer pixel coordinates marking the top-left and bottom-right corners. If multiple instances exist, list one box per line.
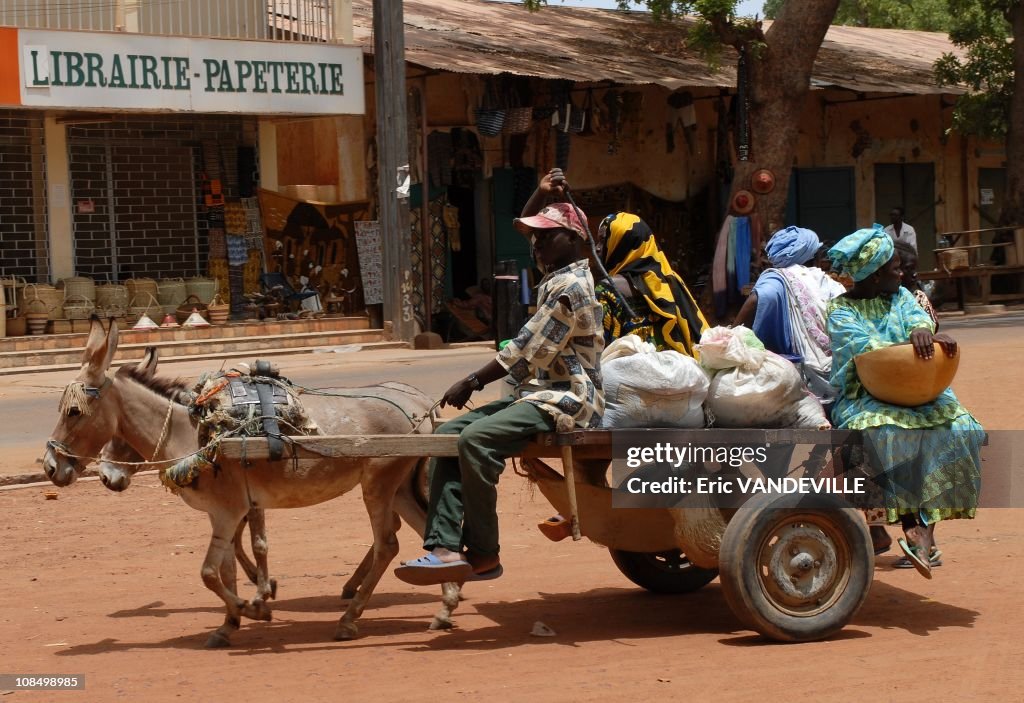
left=475, top=108, right=505, bottom=137
left=63, top=294, right=96, bottom=320
left=503, top=106, right=533, bottom=134
left=24, top=299, right=50, bottom=335
left=207, top=294, right=230, bottom=325
left=157, top=278, right=187, bottom=306
left=60, top=276, right=96, bottom=302
left=2, top=276, right=26, bottom=314
left=186, top=276, right=218, bottom=303
left=176, top=294, right=209, bottom=324
left=95, top=283, right=129, bottom=310
left=126, top=278, right=159, bottom=307
left=128, top=291, right=162, bottom=321
left=19, top=284, right=64, bottom=321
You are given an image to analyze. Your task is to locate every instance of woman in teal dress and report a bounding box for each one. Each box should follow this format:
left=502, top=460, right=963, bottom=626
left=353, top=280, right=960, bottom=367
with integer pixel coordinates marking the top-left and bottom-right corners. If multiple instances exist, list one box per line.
left=827, top=226, right=983, bottom=578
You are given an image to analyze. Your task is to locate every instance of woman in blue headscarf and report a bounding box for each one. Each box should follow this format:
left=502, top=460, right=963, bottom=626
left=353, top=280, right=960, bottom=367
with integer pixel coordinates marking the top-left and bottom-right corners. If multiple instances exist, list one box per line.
left=827, top=225, right=983, bottom=578
left=734, top=226, right=846, bottom=376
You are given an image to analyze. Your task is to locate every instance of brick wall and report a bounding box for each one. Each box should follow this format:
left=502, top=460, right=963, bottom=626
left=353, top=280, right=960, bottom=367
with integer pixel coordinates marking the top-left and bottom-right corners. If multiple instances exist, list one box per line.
left=0, top=110, right=47, bottom=282
left=67, top=115, right=257, bottom=281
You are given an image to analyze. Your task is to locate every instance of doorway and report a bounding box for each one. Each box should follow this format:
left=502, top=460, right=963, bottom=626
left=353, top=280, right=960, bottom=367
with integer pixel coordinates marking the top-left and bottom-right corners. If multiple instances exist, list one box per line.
left=874, top=163, right=936, bottom=270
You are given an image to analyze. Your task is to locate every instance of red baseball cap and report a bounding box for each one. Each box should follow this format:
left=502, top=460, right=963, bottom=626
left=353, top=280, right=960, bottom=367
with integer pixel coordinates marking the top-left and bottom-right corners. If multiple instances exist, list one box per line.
left=513, top=202, right=589, bottom=241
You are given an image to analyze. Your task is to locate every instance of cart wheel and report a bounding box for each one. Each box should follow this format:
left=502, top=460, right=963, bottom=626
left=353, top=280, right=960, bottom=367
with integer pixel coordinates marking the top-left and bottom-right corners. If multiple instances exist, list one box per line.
left=718, top=492, right=872, bottom=642
left=610, top=549, right=719, bottom=594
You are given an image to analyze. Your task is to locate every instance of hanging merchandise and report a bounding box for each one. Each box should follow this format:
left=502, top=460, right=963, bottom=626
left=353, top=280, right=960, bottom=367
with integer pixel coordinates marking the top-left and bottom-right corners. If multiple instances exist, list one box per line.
left=603, top=89, right=623, bottom=155
left=443, top=204, right=461, bottom=252
left=475, top=77, right=505, bottom=137
left=736, top=46, right=751, bottom=161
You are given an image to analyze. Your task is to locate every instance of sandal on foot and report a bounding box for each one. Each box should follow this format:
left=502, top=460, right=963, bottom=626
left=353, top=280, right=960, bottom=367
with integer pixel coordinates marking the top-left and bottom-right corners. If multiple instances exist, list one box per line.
left=896, top=538, right=933, bottom=579
left=895, top=548, right=942, bottom=569
left=538, top=515, right=572, bottom=542
left=394, top=554, right=473, bottom=586
left=467, top=564, right=504, bottom=582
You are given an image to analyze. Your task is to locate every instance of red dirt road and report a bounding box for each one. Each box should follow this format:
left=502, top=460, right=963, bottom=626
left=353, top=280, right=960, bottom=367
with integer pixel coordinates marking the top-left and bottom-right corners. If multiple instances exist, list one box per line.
left=2, top=324, right=1022, bottom=702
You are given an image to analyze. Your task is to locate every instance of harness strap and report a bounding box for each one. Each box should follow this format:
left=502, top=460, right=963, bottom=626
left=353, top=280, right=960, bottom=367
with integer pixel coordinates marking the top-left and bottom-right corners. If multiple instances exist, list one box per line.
left=255, top=381, right=284, bottom=461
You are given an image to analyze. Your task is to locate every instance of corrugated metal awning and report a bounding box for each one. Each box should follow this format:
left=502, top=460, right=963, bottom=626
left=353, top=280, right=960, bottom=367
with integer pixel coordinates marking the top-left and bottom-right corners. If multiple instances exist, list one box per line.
left=352, top=0, right=963, bottom=95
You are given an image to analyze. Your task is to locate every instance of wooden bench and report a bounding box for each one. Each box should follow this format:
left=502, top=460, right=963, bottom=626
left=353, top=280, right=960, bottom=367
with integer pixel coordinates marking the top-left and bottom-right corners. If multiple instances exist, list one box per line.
left=918, top=264, right=1024, bottom=310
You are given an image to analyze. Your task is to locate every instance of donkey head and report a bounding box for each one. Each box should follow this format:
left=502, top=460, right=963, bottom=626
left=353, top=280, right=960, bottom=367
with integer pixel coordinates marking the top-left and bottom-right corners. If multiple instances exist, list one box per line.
left=43, top=317, right=120, bottom=486
left=98, top=347, right=160, bottom=492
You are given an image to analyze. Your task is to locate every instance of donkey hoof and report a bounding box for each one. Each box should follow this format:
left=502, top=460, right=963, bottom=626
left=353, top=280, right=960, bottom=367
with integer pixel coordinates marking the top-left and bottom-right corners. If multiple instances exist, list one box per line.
left=429, top=617, right=454, bottom=631
left=333, top=622, right=359, bottom=641
left=243, top=600, right=273, bottom=622
left=340, top=587, right=357, bottom=600
left=205, top=631, right=233, bottom=648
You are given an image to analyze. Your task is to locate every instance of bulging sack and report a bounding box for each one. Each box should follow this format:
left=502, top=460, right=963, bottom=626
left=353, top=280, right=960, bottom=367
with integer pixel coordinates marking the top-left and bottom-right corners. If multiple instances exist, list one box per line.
left=696, top=325, right=765, bottom=371
left=706, top=350, right=804, bottom=427
left=601, top=337, right=709, bottom=428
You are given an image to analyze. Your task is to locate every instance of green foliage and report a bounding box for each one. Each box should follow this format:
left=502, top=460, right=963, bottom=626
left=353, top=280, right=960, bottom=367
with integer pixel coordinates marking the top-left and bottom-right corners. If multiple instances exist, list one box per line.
left=524, top=0, right=764, bottom=59
left=765, top=0, right=951, bottom=31
left=934, top=0, right=1017, bottom=138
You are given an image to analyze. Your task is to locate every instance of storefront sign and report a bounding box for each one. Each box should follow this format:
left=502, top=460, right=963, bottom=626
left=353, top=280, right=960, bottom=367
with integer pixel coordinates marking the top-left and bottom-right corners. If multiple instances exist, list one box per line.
left=1, top=28, right=363, bottom=114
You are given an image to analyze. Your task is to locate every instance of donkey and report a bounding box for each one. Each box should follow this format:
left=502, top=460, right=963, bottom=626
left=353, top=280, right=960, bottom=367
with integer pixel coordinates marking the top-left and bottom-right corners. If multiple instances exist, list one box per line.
left=44, top=317, right=460, bottom=646
left=96, top=348, right=279, bottom=604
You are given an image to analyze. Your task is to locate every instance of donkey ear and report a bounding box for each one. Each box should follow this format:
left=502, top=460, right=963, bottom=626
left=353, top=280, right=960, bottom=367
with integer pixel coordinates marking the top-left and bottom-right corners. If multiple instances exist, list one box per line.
left=137, top=346, right=159, bottom=378
left=82, top=316, right=110, bottom=372
left=100, top=316, right=119, bottom=372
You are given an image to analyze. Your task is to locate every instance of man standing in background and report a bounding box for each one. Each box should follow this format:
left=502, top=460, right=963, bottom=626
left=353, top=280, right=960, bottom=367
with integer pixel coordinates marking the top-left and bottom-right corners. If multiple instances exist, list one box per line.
left=884, top=207, right=917, bottom=252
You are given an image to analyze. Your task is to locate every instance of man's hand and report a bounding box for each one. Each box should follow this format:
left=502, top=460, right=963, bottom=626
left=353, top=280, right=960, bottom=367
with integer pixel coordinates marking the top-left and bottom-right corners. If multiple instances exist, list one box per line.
left=539, top=168, right=568, bottom=197
left=440, top=378, right=476, bottom=410
left=910, top=328, right=935, bottom=359
left=933, top=333, right=958, bottom=358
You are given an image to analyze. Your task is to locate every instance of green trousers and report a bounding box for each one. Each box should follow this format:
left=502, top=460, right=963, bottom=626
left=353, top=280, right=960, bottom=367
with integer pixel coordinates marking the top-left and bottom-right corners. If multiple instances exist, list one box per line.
left=424, top=396, right=555, bottom=557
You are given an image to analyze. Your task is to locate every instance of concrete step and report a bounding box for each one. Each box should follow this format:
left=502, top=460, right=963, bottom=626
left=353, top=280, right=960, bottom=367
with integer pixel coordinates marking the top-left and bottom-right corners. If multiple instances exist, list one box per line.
left=0, top=340, right=409, bottom=377
left=0, top=316, right=396, bottom=373
left=0, top=316, right=370, bottom=354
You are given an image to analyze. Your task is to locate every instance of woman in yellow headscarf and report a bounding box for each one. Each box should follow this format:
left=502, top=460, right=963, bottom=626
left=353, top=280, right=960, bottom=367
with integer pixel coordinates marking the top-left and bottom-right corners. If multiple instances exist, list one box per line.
left=596, top=212, right=708, bottom=355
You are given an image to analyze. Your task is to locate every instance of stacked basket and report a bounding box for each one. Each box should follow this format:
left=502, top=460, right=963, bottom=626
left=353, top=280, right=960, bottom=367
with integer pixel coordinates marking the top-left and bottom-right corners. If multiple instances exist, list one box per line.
left=158, top=278, right=187, bottom=317
left=18, top=283, right=64, bottom=322
left=95, top=283, right=129, bottom=319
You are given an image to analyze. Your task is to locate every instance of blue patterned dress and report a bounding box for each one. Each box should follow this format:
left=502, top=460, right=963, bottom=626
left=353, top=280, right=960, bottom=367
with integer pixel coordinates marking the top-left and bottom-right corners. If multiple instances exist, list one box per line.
left=827, top=288, right=983, bottom=524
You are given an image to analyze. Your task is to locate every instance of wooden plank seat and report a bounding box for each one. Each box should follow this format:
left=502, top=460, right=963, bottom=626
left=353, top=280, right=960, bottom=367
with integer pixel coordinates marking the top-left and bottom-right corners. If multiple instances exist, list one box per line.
left=217, top=428, right=863, bottom=462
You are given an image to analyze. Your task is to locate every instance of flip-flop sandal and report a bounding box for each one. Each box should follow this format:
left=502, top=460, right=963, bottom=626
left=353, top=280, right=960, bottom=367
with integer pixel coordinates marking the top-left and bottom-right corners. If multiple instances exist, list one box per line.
left=394, top=554, right=473, bottom=586
left=896, top=538, right=933, bottom=579
left=896, top=548, right=943, bottom=569
left=466, top=564, right=504, bottom=582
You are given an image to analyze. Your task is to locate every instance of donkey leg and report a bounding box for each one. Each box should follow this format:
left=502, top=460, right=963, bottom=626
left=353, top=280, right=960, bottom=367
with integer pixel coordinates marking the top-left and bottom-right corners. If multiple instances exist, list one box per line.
left=333, top=492, right=402, bottom=641
left=246, top=508, right=277, bottom=602
left=232, top=515, right=260, bottom=586
left=202, top=511, right=267, bottom=649
left=430, top=582, right=463, bottom=631
left=341, top=511, right=402, bottom=599
left=342, top=543, right=376, bottom=600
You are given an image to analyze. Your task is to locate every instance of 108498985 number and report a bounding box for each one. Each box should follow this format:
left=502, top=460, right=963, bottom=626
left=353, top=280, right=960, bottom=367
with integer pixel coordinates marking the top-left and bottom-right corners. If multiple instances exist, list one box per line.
left=0, top=675, right=85, bottom=690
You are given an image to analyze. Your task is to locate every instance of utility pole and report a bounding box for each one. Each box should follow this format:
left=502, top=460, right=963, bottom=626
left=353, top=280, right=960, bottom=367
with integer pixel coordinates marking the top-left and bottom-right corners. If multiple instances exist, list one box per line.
left=373, top=0, right=415, bottom=342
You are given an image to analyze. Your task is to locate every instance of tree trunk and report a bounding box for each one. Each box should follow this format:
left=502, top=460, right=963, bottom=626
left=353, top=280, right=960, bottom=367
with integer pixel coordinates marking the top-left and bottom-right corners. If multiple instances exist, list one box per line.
left=727, top=0, right=841, bottom=238
left=1002, top=2, right=1024, bottom=228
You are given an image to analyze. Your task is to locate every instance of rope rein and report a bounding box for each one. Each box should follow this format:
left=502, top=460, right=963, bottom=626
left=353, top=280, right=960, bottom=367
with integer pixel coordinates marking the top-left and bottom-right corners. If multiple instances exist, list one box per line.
left=149, top=395, right=175, bottom=462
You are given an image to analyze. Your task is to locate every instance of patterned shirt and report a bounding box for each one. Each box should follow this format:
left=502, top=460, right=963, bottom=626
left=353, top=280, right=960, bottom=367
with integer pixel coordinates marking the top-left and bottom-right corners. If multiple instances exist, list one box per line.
left=497, top=260, right=605, bottom=431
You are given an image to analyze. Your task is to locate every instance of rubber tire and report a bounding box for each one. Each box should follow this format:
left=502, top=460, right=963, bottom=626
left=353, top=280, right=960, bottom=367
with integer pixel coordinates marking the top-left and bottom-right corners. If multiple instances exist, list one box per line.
left=718, top=492, right=873, bottom=642
left=610, top=548, right=719, bottom=594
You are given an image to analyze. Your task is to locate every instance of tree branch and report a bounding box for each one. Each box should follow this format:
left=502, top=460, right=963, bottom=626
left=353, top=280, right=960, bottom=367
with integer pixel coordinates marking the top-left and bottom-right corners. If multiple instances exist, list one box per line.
left=705, top=13, right=765, bottom=50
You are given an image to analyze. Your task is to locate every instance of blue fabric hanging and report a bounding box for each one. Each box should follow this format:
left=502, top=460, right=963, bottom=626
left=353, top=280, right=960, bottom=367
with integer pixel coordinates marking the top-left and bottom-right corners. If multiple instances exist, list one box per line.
left=734, top=216, right=752, bottom=291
